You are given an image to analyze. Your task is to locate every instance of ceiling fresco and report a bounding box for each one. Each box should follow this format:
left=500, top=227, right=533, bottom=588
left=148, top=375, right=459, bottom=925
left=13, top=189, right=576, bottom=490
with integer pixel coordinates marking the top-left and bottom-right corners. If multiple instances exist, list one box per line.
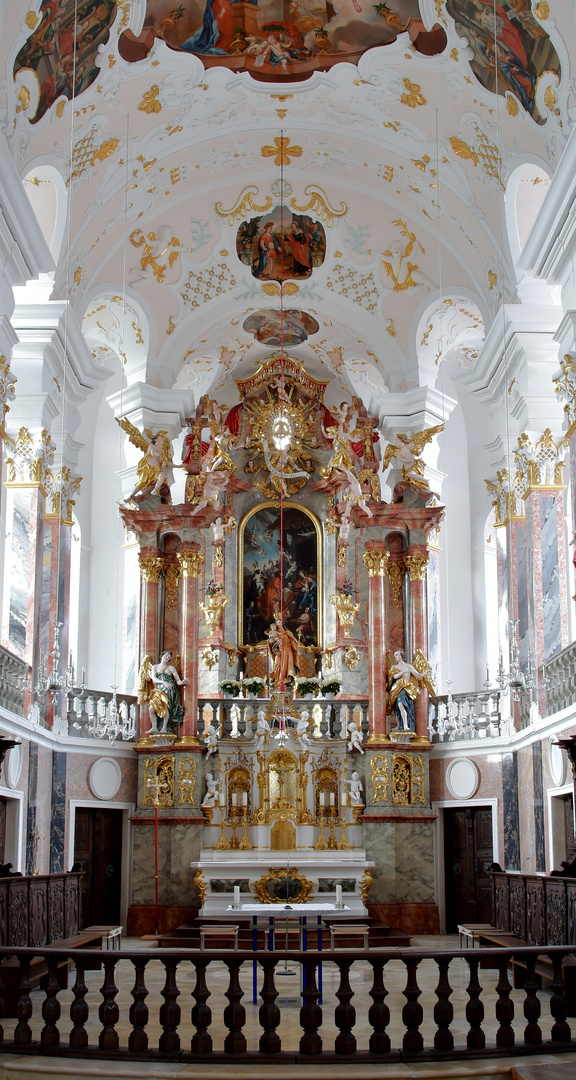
left=3, top=0, right=574, bottom=438
left=118, top=0, right=447, bottom=80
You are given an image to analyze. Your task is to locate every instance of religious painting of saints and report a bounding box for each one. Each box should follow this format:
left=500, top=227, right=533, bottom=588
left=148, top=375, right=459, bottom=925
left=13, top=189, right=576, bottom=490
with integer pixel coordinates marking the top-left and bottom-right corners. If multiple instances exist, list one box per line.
left=237, top=207, right=326, bottom=283
left=240, top=504, right=320, bottom=648
left=446, top=0, right=560, bottom=124
left=243, top=308, right=319, bottom=347
left=118, top=1, right=446, bottom=82
left=14, top=0, right=117, bottom=124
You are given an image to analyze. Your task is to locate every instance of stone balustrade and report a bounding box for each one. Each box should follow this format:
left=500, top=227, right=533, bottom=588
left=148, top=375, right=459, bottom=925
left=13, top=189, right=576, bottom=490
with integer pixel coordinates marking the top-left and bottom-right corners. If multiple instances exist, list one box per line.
left=64, top=689, right=139, bottom=741
left=198, top=696, right=370, bottom=742
left=428, top=690, right=505, bottom=742
left=541, top=640, right=576, bottom=717
left=0, top=644, right=29, bottom=717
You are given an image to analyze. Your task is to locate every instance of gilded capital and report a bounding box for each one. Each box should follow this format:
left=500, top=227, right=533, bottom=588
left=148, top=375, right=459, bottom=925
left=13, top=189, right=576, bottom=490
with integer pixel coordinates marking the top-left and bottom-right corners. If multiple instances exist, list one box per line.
left=514, top=428, right=567, bottom=491
left=45, top=466, right=82, bottom=526
left=139, top=553, right=163, bottom=583
left=362, top=549, right=389, bottom=577
left=4, top=427, right=55, bottom=490
left=177, top=550, right=204, bottom=578
left=404, top=551, right=429, bottom=580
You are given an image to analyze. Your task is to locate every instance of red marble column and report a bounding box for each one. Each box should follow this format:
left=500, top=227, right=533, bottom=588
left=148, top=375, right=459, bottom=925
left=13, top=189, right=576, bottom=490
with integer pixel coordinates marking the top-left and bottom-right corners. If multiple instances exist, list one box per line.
left=177, top=547, right=204, bottom=743
left=362, top=542, right=389, bottom=741
left=404, top=545, right=430, bottom=741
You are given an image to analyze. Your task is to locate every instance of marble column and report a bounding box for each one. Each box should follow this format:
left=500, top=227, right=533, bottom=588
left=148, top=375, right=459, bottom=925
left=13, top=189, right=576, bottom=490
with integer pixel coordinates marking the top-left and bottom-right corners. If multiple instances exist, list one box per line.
left=177, top=548, right=204, bottom=743
left=404, top=545, right=430, bottom=740
left=2, top=485, right=45, bottom=717
left=524, top=488, right=568, bottom=713
left=362, top=543, right=389, bottom=742
left=138, top=549, right=163, bottom=740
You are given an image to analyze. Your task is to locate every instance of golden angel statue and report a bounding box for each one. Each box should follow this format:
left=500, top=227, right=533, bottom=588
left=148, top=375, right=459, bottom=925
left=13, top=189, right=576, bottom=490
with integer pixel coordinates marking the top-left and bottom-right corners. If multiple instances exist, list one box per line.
left=386, top=648, right=435, bottom=732
left=117, top=417, right=174, bottom=503
left=382, top=424, right=444, bottom=491
left=138, top=651, right=187, bottom=734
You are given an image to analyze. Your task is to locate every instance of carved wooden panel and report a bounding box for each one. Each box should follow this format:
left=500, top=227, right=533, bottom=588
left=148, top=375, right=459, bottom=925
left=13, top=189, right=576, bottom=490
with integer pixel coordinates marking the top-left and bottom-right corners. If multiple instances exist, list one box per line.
left=47, top=878, right=64, bottom=943
left=567, top=884, right=576, bottom=946
left=545, top=879, right=567, bottom=945
left=509, top=876, right=525, bottom=940
left=0, top=881, right=8, bottom=947
left=493, top=873, right=509, bottom=931
left=28, top=879, right=47, bottom=947
left=525, top=876, right=545, bottom=945
left=8, top=882, right=28, bottom=946
left=64, top=874, right=79, bottom=936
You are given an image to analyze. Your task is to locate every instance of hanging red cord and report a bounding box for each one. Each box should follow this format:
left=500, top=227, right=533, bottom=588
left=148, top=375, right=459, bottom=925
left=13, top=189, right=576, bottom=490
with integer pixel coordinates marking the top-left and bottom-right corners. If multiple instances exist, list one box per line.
left=279, top=129, right=285, bottom=692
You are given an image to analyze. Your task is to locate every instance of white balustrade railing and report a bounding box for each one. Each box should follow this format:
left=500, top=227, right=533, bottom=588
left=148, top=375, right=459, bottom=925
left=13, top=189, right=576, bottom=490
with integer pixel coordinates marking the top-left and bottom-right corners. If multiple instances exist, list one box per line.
left=428, top=689, right=506, bottom=742
left=541, top=640, right=576, bottom=716
left=198, top=696, right=369, bottom=742
left=0, top=644, right=29, bottom=716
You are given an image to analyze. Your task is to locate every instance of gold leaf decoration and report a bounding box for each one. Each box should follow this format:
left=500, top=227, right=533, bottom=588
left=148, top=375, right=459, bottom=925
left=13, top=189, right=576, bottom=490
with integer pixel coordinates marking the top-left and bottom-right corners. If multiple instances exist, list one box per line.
left=261, top=282, right=280, bottom=295
left=400, top=79, right=426, bottom=108
left=290, top=185, right=347, bottom=227
left=25, top=11, right=39, bottom=28
left=449, top=137, right=478, bottom=166
left=74, top=267, right=82, bottom=285
left=214, top=185, right=273, bottom=226
left=56, top=101, right=65, bottom=117
left=17, top=86, right=30, bottom=111
left=138, top=85, right=162, bottom=114
left=507, top=96, right=519, bottom=116
left=261, top=136, right=302, bottom=167
left=90, top=138, right=119, bottom=166
left=544, top=84, right=557, bottom=112
left=282, top=282, right=299, bottom=295
left=488, top=270, right=497, bottom=290
left=535, top=1, right=549, bottom=17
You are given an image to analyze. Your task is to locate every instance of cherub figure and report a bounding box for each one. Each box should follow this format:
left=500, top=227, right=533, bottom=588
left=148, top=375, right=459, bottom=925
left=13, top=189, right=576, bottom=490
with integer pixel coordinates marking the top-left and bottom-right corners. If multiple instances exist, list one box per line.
left=203, top=722, right=219, bottom=757
left=117, top=417, right=174, bottom=503
left=138, top=651, right=187, bottom=734
left=344, top=770, right=364, bottom=805
left=296, top=709, right=313, bottom=748
left=201, top=772, right=220, bottom=807
left=255, top=708, right=271, bottom=749
left=382, top=425, right=445, bottom=492
left=347, top=719, right=365, bottom=754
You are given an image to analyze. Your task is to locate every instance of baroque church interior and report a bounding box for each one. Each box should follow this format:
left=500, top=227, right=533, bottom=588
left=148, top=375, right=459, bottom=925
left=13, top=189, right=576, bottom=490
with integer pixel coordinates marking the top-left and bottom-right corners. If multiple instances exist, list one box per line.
left=2, top=0, right=576, bottom=1073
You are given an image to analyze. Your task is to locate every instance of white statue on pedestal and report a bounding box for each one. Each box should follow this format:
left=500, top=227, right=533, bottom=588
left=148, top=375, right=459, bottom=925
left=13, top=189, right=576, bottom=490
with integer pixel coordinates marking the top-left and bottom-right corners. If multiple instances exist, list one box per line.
left=296, top=709, right=313, bottom=748
left=255, top=709, right=270, bottom=749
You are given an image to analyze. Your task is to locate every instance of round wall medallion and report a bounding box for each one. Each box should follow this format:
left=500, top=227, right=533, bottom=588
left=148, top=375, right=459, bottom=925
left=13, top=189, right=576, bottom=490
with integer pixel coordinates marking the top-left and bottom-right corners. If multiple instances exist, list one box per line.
left=549, top=739, right=566, bottom=787
left=5, top=744, right=22, bottom=790
left=446, top=758, right=479, bottom=800
left=89, top=757, right=122, bottom=801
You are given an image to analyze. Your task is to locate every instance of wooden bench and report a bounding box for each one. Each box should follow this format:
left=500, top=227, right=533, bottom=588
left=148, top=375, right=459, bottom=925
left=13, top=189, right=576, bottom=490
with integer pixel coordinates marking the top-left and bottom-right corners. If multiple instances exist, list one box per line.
left=458, top=923, right=494, bottom=948
left=199, top=925, right=238, bottom=950
left=0, top=930, right=104, bottom=1017
left=83, top=924, right=122, bottom=951
left=330, top=923, right=369, bottom=949
left=477, top=930, right=576, bottom=1014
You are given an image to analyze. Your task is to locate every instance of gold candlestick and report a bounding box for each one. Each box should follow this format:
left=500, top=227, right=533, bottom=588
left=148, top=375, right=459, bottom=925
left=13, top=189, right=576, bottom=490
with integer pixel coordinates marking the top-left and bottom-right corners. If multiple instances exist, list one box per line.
left=338, top=799, right=352, bottom=850
left=239, top=805, right=253, bottom=850
left=327, top=805, right=338, bottom=850
left=230, top=810, right=240, bottom=850
left=216, top=805, right=231, bottom=850
left=314, top=805, right=328, bottom=850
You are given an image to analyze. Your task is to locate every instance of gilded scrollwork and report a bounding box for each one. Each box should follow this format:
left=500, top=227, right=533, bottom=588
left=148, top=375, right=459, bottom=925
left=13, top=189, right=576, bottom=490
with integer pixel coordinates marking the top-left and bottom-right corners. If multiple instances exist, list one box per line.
left=45, top=466, right=82, bottom=526
left=4, top=427, right=55, bottom=489
left=370, top=754, right=389, bottom=802
left=194, top=868, right=208, bottom=906
left=177, top=757, right=197, bottom=804
left=359, top=868, right=373, bottom=905
left=252, top=866, right=315, bottom=905
left=391, top=752, right=425, bottom=806
left=163, top=561, right=180, bottom=609
left=143, top=755, right=175, bottom=808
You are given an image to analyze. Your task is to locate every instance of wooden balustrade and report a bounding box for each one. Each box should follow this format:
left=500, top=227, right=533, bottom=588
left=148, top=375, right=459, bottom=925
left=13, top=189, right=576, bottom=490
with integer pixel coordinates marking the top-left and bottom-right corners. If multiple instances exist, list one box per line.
left=0, top=944, right=575, bottom=1062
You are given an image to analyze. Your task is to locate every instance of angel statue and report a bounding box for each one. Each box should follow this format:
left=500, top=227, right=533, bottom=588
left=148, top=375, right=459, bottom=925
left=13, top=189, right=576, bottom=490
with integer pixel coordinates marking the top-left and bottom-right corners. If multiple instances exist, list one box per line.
left=386, top=648, right=435, bottom=733
left=117, top=417, right=174, bottom=503
left=138, top=651, right=187, bottom=734
left=382, top=425, right=444, bottom=492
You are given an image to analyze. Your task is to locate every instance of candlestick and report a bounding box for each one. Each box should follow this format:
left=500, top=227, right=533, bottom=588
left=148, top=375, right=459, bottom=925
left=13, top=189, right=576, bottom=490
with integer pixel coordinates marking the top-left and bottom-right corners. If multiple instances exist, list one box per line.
left=233, top=884, right=240, bottom=909
left=329, top=792, right=335, bottom=806
left=242, top=792, right=248, bottom=807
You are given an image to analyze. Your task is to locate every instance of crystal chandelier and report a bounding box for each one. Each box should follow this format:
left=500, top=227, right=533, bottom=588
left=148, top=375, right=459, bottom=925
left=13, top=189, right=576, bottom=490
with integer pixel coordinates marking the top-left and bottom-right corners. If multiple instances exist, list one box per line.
left=496, top=619, right=536, bottom=701
left=35, top=622, right=75, bottom=702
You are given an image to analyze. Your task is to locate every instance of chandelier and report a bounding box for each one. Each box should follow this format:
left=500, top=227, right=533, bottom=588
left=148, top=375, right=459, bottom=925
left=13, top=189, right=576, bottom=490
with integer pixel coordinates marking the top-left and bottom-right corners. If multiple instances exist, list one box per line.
left=495, top=619, right=536, bottom=701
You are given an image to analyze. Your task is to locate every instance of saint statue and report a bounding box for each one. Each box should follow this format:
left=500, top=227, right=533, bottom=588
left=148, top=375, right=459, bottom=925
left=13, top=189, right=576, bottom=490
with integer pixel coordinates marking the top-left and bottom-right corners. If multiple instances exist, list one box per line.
left=386, top=648, right=434, bottom=732
left=138, top=651, right=187, bottom=734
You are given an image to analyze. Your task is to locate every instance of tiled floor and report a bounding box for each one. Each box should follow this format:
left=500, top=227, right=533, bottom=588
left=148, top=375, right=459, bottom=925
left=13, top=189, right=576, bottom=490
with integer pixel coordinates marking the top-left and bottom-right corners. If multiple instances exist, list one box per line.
left=0, top=936, right=574, bottom=1079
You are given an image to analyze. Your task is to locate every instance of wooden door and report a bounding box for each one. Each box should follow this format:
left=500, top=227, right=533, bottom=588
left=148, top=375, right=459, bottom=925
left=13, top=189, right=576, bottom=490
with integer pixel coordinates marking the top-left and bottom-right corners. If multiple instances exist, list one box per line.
left=0, top=798, right=6, bottom=864
left=444, top=806, right=493, bottom=931
left=74, top=808, right=123, bottom=926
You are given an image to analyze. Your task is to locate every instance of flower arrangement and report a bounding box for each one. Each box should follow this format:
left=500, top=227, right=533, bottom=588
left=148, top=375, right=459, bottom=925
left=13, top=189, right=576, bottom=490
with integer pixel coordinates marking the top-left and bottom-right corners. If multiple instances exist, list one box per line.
left=243, top=676, right=266, bottom=697
left=219, top=678, right=241, bottom=696
left=295, top=676, right=320, bottom=698
left=320, top=677, right=342, bottom=697
left=206, top=578, right=223, bottom=597
left=339, top=579, right=357, bottom=597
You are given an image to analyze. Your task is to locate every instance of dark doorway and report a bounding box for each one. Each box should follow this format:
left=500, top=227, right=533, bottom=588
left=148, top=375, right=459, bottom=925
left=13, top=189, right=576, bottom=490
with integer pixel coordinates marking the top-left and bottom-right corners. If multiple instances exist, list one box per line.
left=74, top=808, right=123, bottom=926
left=0, top=797, right=6, bottom=864
left=444, top=806, right=493, bottom=931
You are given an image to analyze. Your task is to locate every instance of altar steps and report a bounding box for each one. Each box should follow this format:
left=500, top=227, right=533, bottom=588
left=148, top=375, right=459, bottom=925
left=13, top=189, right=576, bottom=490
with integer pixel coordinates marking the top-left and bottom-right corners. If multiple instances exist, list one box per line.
left=157, top=916, right=410, bottom=950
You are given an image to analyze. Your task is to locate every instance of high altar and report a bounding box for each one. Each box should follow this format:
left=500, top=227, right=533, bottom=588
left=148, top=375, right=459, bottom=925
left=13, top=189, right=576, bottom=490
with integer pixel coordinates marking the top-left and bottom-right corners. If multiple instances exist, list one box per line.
left=121, top=354, right=444, bottom=934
